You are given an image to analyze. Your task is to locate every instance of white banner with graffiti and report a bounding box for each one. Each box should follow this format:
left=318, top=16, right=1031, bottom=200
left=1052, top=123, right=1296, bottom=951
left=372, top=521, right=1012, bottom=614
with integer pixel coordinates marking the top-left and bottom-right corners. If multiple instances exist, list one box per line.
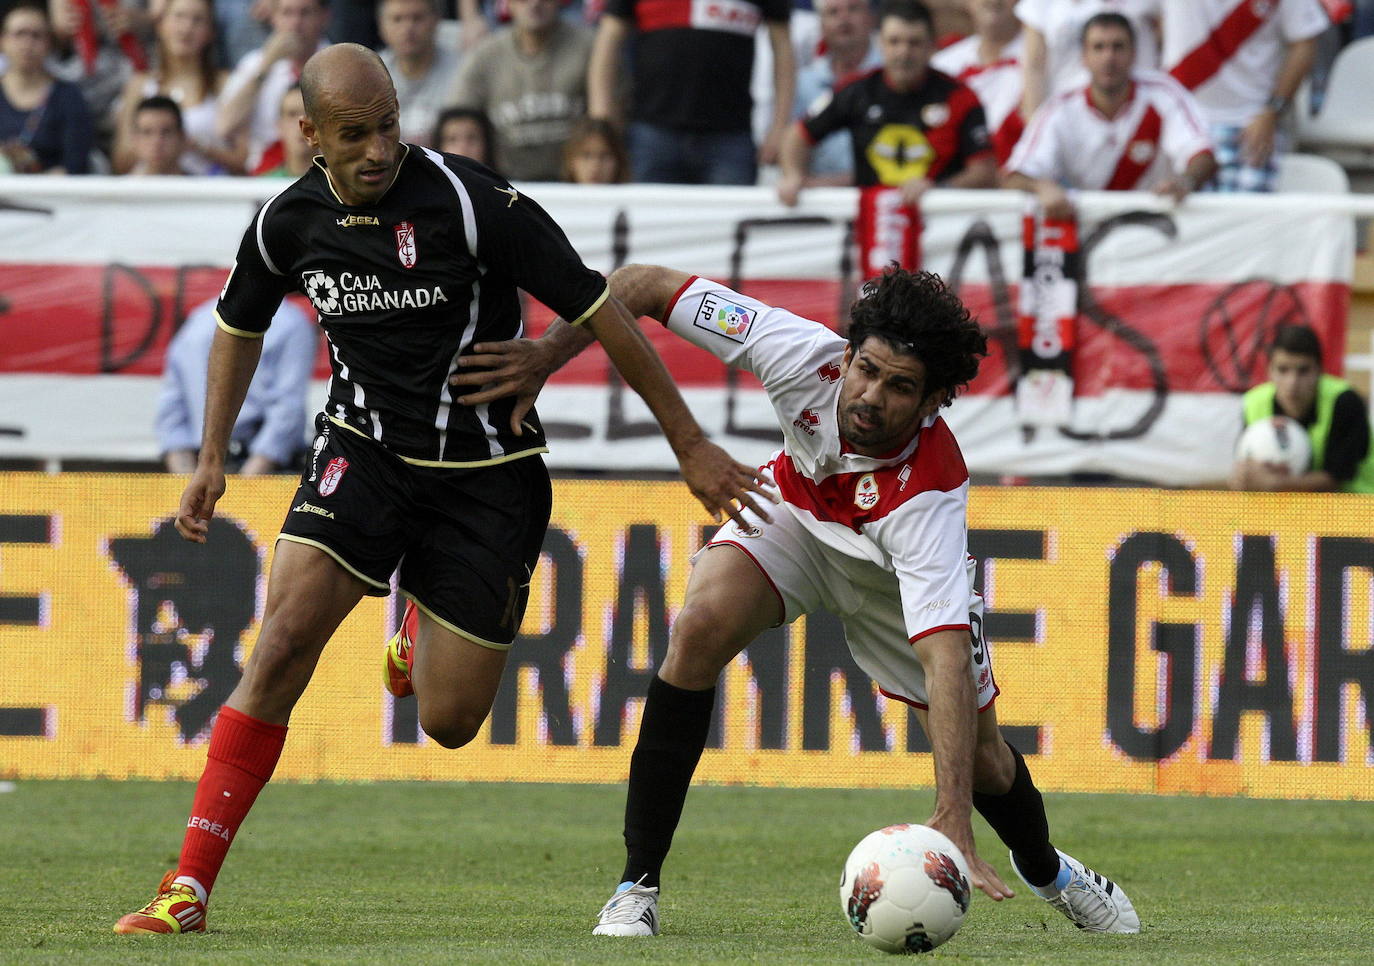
left=0, top=178, right=1354, bottom=483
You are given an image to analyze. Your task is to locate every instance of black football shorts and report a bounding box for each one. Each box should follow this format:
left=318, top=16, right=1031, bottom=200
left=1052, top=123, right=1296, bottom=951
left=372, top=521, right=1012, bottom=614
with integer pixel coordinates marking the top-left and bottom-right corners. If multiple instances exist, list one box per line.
left=279, top=414, right=552, bottom=648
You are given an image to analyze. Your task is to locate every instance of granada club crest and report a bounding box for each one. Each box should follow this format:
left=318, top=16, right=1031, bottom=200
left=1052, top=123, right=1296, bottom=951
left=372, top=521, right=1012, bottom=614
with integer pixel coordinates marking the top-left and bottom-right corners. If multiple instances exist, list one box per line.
left=854, top=472, right=880, bottom=511
left=319, top=457, right=349, bottom=497
left=395, top=221, right=417, bottom=268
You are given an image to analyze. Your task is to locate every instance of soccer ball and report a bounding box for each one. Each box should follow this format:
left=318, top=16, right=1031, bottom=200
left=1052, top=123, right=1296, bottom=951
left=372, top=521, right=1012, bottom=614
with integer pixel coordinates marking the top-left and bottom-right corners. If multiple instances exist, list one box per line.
left=840, top=824, right=972, bottom=954
left=1236, top=416, right=1311, bottom=475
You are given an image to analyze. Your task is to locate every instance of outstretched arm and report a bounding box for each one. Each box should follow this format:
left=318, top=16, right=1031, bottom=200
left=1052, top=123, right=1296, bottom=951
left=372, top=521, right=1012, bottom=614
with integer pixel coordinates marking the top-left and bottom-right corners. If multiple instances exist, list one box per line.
left=915, top=629, right=1014, bottom=900
left=449, top=265, right=693, bottom=425
left=583, top=294, right=774, bottom=525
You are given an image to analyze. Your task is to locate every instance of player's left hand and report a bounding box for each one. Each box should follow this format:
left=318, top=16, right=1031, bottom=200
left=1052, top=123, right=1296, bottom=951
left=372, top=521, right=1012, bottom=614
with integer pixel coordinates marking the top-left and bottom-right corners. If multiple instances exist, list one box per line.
left=449, top=338, right=557, bottom=435
left=676, top=436, right=778, bottom=528
left=926, top=818, right=1015, bottom=901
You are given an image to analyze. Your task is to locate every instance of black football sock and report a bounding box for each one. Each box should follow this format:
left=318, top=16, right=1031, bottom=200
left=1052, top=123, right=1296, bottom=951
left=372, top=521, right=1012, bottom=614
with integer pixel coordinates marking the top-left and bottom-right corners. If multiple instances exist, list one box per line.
left=619, top=675, right=716, bottom=890
left=971, top=742, right=1061, bottom=888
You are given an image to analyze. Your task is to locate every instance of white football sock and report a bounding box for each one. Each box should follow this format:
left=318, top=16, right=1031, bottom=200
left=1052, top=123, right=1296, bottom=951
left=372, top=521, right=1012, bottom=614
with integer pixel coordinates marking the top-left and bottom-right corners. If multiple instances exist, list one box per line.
left=173, top=875, right=208, bottom=905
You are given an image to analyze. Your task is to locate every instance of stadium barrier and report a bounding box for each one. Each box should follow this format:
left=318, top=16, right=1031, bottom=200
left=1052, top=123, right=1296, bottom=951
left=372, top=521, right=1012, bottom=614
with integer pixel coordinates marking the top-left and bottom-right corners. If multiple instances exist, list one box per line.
left=2, top=473, right=1371, bottom=800
left=0, top=178, right=1358, bottom=485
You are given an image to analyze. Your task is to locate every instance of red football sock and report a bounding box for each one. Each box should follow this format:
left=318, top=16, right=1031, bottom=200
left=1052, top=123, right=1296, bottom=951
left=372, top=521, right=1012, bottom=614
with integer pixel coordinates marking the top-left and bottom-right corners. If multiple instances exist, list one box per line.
left=176, top=706, right=287, bottom=899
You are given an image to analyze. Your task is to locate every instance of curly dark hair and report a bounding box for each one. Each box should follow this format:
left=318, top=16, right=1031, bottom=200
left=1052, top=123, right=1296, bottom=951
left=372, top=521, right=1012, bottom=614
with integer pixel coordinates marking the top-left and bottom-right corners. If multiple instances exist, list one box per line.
left=846, top=267, right=987, bottom=408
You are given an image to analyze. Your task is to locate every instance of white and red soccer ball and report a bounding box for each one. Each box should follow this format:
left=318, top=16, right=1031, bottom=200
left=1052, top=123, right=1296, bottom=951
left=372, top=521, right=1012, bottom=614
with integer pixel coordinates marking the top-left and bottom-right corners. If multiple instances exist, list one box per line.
left=1236, top=416, right=1312, bottom=477
left=840, top=824, right=972, bottom=954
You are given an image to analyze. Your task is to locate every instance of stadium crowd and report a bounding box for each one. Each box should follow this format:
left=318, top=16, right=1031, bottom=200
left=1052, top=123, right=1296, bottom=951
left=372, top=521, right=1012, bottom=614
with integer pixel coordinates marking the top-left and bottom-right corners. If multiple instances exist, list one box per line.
left=0, top=0, right=1350, bottom=194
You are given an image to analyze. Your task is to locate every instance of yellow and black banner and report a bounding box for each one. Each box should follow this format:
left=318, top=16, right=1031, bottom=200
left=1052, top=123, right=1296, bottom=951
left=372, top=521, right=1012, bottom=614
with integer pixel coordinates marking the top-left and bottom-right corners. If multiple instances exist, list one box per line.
left=1, top=474, right=1371, bottom=799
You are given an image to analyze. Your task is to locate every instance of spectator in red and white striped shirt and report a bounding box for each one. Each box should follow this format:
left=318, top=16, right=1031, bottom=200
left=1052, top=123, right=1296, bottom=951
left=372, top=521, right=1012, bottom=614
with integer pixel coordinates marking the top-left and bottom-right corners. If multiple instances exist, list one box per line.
left=1161, top=0, right=1327, bottom=192
left=931, top=0, right=1025, bottom=164
left=1002, top=11, right=1215, bottom=217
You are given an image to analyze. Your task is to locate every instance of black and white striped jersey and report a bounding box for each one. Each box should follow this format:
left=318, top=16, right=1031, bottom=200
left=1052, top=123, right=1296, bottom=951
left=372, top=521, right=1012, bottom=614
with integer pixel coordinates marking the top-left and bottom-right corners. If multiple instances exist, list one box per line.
left=215, top=145, right=609, bottom=466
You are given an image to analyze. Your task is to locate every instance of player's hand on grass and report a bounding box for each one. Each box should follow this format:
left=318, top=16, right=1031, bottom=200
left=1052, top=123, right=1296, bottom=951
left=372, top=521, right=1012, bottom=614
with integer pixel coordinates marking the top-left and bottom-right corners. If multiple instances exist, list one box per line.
left=449, top=338, right=558, bottom=435
left=175, top=464, right=226, bottom=544
left=927, top=819, right=1014, bottom=901
left=676, top=436, right=778, bottom=528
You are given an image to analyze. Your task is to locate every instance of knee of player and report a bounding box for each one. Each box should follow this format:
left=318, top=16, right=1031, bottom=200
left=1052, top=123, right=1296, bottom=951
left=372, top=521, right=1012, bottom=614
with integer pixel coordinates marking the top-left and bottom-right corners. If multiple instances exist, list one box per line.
left=670, top=600, right=731, bottom=652
left=244, top=623, right=323, bottom=672
left=420, top=711, right=484, bottom=749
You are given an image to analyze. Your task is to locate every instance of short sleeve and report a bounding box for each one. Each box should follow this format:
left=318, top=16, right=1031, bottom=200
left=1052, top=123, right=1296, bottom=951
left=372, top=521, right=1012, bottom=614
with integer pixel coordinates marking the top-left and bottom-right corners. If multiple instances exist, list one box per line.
left=661, top=276, right=843, bottom=390
left=879, top=484, right=975, bottom=642
left=1005, top=100, right=1061, bottom=180
left=447, top=42, right=488, bottom=108
left=801, top=77, right=857, bottom=144
left=1280, top=0, right=1332, bottom=43
left=955, top=96, right=993, bottom=164
left=759, top=0, right=790, bottom=23
left=1158, top=81, right=1213, bottom=172
left=460, top=162, right=608, bottom=324
left=1013, top=0, right=1051, bottom=31
left=603, top=0, right=634, bottom=22
left=216, top=201, right=296, bottom=337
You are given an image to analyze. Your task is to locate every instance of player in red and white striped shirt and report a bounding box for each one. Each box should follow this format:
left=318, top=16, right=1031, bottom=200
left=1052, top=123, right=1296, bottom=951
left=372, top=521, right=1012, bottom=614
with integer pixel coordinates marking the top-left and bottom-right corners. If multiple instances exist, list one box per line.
left=1003, top=11, right=1216, bottom=218
left=570, top=265, right=1141, bottom=939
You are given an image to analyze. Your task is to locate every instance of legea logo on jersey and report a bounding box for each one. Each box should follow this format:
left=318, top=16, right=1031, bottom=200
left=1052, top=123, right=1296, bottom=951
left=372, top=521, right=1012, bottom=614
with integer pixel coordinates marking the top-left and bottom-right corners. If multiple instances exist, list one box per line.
left=300, top=269, right=449, bottom=316
left=694, top=293, right=754, bottom=344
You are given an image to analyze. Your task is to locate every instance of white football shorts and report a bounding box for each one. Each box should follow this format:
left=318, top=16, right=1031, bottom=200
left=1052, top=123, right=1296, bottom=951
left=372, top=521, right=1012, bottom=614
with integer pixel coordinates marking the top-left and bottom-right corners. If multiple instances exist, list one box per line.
left=703, top=505, right=999, bottom=711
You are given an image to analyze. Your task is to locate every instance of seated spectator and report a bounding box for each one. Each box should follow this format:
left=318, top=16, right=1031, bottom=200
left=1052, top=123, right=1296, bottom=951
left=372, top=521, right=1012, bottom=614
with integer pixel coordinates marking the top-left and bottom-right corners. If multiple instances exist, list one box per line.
left=1162, top=0, right=1327, bottom=193
left=1003, top=13, right=1215, bottom=216
left=157, top=294, right=317, bottom=476
left=217, top=0, right=330, bottom=172
left=588, top=0, right=793, bottom=184
left=1017, top=0, right=1160, bottom=115
left=448, top=0, right=590, bottom=181
left=257, top=84, right=314, bottom=176
left=793, top=0, right=882, bottom=185
left=560, top=116, right=627, bottom=182
left=779, top=0, right=997, bottom=208
left=432, top=104, right=497, bottom=167
left=932, top=0, right=1025, bottom=165
left=126, top=94, right=188, bottom=173
left=1231, top=324, right=1374, bottom=492
left=0, top=2, right=94, bottom=174
left=112, top=0, right=234, bottom=175
left=378, top=0, right=462, bottom=145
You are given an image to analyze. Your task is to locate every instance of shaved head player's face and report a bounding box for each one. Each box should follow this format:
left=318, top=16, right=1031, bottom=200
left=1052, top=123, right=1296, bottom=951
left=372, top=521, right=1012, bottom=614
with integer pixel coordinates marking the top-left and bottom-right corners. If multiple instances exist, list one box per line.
left=301, top=45, right=402, bottom=207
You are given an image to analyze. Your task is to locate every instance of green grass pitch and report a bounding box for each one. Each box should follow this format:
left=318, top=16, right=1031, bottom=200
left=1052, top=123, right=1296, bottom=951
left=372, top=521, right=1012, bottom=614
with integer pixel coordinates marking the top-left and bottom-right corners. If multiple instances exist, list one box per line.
left=2, top=780, right=1372, bottom=964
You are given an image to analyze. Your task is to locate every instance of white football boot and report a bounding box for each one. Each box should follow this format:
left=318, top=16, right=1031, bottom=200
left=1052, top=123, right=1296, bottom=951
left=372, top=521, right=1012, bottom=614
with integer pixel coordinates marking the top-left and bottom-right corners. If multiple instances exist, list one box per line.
left=592, top=877, right=660, bottom=936
left=1011, top=848, right=1140, bottom=933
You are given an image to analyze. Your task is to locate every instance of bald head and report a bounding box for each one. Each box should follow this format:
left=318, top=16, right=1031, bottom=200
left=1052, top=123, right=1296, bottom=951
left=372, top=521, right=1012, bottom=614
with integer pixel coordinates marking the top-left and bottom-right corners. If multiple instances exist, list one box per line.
left=300, top=43, right=395, bottom=124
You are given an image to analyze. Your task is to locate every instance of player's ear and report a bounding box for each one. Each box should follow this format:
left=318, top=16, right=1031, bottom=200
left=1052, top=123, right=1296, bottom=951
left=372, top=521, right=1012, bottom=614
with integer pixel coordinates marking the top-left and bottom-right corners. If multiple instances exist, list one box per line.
left=300, top=115, right=319, bottom=148
left=919, top=388, right=947, bottom=418
left=841, top=343, right=855, bottom=372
